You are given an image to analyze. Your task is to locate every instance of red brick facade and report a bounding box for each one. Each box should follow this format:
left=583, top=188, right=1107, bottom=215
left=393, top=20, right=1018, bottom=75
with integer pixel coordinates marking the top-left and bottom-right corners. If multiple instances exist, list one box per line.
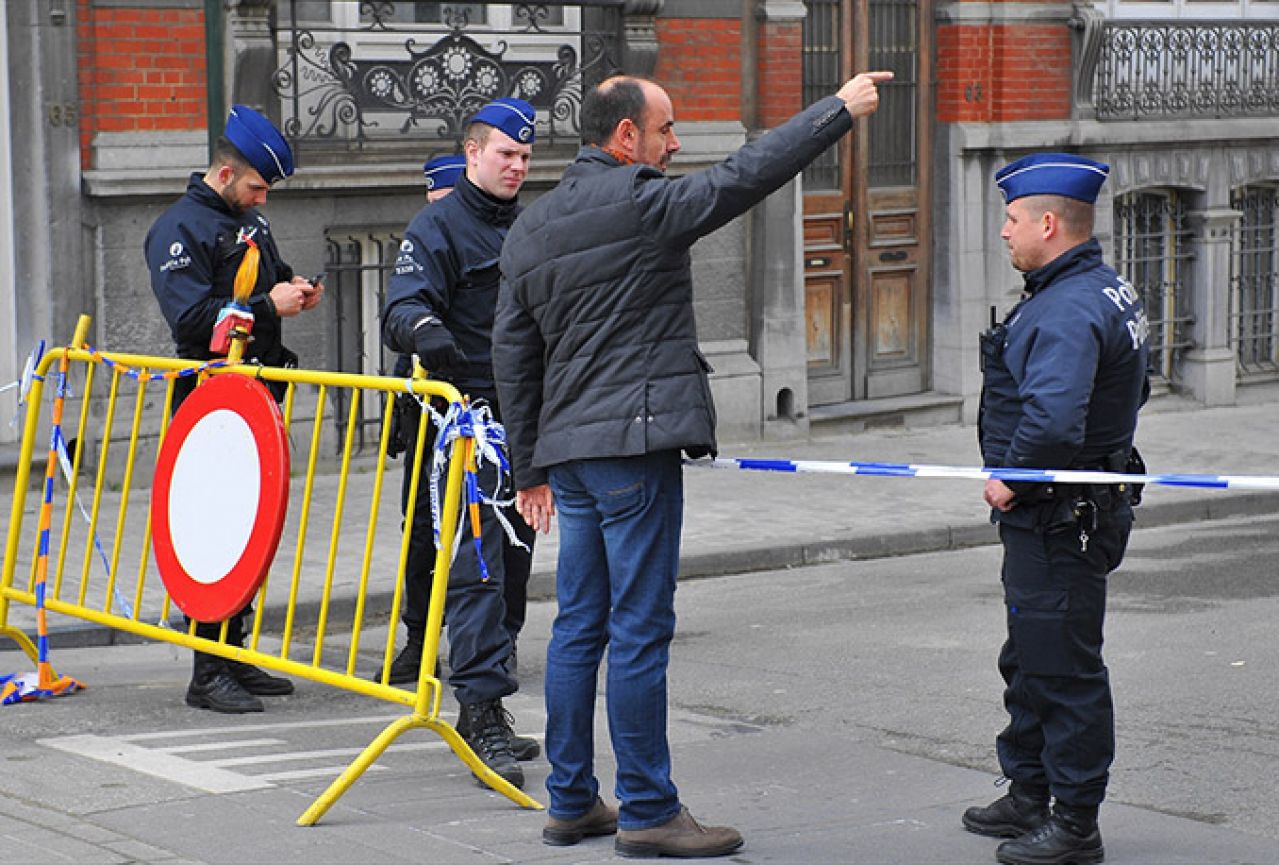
left=653, top=18, right=743, bottom=122
left=76, top=1, right=208, bottom=169
left=936, top=22, right=1071, bottom=123
left=757, top=20, right=803, bottom=128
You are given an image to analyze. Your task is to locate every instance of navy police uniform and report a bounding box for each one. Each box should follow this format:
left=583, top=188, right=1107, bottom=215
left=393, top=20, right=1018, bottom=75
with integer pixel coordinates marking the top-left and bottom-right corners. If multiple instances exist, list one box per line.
left=979, top=154, right=1150, bottom=814
left=145, top=177, right=296, bottom=404
left=381, top=100, right=536, bottom=708
left=144, top=104, right=302, bottom=713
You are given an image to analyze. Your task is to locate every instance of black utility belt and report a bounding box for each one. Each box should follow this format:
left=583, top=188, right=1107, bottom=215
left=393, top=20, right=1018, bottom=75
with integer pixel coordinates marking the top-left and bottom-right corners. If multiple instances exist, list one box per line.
left=1035, top=482, right=1131, bottom=511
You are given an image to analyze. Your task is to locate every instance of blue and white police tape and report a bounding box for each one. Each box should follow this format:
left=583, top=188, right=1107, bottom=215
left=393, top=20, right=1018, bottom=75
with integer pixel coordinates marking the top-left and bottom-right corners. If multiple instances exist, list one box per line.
left=405, top=388, right=528, bottom=581
left=689, top=457, right=1279, bottom=491
left=2, top=341, right=46, bottom=428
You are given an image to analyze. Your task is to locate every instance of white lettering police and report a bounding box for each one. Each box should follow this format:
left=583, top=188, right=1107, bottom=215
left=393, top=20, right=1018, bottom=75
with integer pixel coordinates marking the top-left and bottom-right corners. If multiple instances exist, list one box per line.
left=159, top=239, right=191, bottom=273
left=1101, top=277, right=1149, bottom=351
left=394, top=238, right=419, bottom=276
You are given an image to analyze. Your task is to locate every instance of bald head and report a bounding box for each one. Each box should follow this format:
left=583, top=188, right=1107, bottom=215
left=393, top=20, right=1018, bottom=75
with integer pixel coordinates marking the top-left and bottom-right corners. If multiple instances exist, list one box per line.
left=582, top=76, right=680, bottom=171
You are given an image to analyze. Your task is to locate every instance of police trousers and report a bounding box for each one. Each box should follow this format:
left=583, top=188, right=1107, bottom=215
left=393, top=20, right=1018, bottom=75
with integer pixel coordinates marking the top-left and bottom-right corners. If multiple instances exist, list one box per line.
left=995, top=503, right=1133, bottom=808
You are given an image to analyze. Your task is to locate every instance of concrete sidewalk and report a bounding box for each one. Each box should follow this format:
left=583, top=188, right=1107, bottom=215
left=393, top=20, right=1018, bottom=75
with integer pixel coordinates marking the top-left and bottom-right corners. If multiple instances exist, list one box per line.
left=3, top=395, right=1277, bottom=645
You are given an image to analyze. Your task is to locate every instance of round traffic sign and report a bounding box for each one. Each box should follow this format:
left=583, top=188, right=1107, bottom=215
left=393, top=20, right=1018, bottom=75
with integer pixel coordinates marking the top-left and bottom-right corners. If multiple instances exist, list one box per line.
left=151, top=374, right=289, bottom=622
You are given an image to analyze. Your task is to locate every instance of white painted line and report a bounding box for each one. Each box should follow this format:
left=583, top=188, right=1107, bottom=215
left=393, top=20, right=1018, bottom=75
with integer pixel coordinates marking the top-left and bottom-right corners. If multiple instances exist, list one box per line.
left=254, top=765, right=388, bottom=783
left=208, top=740, right=449, bottom=768
left=39, top=735, right=272, bottom=793
left=118, top=714, right=404, bottom=742
left=155, top=738, right=285, bottom=754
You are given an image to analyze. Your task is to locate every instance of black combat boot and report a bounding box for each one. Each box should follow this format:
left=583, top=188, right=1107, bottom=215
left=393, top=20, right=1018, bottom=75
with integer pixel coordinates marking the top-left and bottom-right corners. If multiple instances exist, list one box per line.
left=963, top=783, right=1050, bottom=838
left=185, top=653, right=264, bottom=713
left=224, top=615, right=294, bottom=695
left=458, top=698, right=525, bottom=788
left=372, top=635, right=444, bottom=686
left=456, top=697, right=540, bottom=761
left=996, top=803, right=1104, bottom=865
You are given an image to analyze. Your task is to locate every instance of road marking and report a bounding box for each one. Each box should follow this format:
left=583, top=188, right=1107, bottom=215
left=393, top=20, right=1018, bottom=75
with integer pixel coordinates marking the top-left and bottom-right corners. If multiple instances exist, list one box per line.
left=40, top=734, right=273, bottom=793
left=156, top=738, right=285, bottom=754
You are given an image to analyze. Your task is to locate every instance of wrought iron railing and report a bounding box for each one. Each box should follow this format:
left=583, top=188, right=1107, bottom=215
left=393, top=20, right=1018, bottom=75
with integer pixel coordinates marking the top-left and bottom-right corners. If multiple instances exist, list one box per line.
left=272, top=0, right=623, bottom=160
left=1089, top=20, right=1279, bottom=121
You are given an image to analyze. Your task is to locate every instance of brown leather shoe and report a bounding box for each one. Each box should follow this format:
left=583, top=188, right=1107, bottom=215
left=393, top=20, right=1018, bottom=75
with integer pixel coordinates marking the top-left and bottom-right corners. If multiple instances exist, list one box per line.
left=542, top=797, right=618, bottom=846
left=615, top=806, right=743, bottom=859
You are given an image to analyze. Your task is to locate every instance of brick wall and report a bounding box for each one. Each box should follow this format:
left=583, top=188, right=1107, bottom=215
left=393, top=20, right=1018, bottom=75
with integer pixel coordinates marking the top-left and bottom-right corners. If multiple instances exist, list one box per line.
left=653, top=18, right=742, bottom=122
left=757, top=20, right=803, bottom=128
left=77, top=1, right=208, bottom=169
left=936, top=23, right=1071, bottom=123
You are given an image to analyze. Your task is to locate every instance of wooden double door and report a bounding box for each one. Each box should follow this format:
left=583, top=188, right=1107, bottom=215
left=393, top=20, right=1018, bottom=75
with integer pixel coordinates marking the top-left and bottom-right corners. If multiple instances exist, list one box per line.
left=803, top=0, right=933, bottom=404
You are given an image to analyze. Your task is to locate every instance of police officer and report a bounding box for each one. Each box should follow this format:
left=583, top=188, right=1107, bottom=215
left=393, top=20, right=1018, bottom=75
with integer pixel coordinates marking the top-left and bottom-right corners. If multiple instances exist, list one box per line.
left=963, top=153, right=1150, bottom=865
left=144, top=104, right=324, bottom=714
left=423, top=153, right=466, bottom=203
left=376, top=152, right=467, bottom=687
left=381, top=99, right=539, bottom=788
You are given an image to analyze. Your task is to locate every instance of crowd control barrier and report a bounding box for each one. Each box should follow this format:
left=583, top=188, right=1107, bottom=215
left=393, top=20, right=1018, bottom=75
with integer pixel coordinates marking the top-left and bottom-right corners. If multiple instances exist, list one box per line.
left=0, top=316, right=542, bottom=824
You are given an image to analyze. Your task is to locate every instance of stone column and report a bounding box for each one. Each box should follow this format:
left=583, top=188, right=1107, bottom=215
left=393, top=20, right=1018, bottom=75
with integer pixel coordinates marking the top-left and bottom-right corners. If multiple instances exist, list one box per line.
left=749, top=0, right=809, bottom=440
left=620, top=0, right=663, bottom=75
left=228, top=0, right=277, bottom=121
left=1181, top=207, right=1242, bottom=406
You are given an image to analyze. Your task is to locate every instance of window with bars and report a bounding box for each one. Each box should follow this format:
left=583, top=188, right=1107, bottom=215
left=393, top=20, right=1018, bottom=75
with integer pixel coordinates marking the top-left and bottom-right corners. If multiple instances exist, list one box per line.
left=801, top=0, right=841, bottom=191
left=1230, top=184, right=1279, bottom=375
left=1113, top=190, right=1195, bottom=383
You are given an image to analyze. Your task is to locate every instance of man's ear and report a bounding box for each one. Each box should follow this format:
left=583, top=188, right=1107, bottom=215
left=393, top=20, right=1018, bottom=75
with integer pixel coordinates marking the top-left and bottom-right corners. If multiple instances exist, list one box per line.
left=214, top=163, right=236, bottom=188
left=464, top=137, right=481, bottom=164
left=1041, top=209, right=1059, bottom=240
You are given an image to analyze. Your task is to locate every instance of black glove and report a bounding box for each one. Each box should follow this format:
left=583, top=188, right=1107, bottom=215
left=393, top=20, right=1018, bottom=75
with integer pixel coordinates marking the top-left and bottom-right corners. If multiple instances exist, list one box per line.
left=412, top=321, right=467, bottom=372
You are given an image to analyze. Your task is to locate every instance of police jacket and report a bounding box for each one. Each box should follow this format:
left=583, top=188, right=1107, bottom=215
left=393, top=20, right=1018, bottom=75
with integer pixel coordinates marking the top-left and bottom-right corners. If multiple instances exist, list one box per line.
left=144, top=174, right=294, bottom=366
left=382, top=174, right=520, bottom=397
left=980, top=238, right=1150, bottom=501
left=493, top=95, right=855, bottom=489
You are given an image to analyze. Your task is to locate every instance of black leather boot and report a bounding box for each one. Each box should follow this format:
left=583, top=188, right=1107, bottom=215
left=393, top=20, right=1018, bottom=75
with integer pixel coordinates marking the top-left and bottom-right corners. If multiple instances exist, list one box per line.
left=185, top=653, right=264, bottom=713
left=963, top=783, right=1050, bottom=838
left=996, top=803, right=1104, bottom=865
left=458, top=698, right=525, bottom=788
left=372, top=635, right=442, bottom=686
left=456, top=697, right=540, bottom=761
left=226, top=659, right=295, bottom=696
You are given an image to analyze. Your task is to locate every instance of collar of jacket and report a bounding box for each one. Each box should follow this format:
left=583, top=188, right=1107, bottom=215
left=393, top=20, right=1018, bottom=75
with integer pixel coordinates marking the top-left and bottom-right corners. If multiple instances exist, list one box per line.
left=1022, top=237, right=1104, bottom=296
left=187, top=172, right=242, bottom=218
left=452, top=172, right=521, bottom=227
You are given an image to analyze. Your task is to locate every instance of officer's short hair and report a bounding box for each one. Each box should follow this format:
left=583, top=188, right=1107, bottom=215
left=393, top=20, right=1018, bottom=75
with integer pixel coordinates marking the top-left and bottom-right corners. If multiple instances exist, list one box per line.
left=464, top=121, right=492, bottom=149
left=581, top=77, right=649, bottom=147
left=210, top=136, right=253, bottom=175
left=1023, top=194, right=1095, bottom=239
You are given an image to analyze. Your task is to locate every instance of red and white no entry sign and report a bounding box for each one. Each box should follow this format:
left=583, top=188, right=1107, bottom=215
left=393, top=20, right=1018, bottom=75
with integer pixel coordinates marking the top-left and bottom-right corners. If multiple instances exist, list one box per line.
left=150, top=374, right=290, bottom=622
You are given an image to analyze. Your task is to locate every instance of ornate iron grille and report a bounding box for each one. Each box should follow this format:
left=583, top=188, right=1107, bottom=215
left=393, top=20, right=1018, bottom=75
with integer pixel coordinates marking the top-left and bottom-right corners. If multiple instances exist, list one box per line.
left=1113, top=191, right=1195, bottom=383
left=1230, top=185, right=1279, bottom=375
left=802, top=0, right=841, bottom=191
left=1094, top=21, right=1279, bottom=120
left=273, top=0, right=622, bottom=160
left=325, top=231, right=403, bottom=453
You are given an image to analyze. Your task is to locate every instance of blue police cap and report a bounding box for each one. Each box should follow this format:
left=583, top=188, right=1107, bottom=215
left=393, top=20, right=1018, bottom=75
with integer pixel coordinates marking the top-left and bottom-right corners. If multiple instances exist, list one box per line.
left=422, top=154, right=466, bottom=191
left=224, top=104, right=294, bottom=184
left=996, top=153, right=1110, bottom=204
left=469, top=98, right=536, bottom=144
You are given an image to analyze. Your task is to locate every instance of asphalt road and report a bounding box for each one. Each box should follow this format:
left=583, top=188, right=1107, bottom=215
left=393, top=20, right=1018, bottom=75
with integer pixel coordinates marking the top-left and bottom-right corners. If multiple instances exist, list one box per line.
left=2, top=512, right=1276, bottom=863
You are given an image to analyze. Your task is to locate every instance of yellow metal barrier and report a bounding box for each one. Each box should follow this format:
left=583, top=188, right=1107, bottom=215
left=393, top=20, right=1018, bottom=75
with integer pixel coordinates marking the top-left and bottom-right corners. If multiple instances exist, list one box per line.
left=0, top=316, right=543, bottom=824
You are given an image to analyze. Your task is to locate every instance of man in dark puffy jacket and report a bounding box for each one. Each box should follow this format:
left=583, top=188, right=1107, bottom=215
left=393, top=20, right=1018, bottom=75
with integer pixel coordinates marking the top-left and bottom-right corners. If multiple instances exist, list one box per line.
left=492, top=72, right=890, bottom=858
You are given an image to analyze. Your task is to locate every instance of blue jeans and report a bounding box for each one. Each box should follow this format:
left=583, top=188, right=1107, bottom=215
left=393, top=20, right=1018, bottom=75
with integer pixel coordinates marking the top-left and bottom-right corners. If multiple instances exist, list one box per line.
left=545, top=450, right=683, bottom=829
